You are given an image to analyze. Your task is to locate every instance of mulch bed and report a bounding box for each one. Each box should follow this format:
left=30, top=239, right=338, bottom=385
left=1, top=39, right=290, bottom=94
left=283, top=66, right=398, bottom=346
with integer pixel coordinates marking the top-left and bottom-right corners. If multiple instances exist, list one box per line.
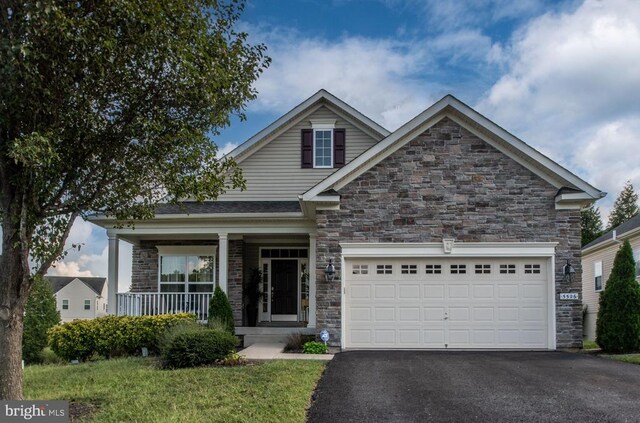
left=69, top=401, right=98, bottom=422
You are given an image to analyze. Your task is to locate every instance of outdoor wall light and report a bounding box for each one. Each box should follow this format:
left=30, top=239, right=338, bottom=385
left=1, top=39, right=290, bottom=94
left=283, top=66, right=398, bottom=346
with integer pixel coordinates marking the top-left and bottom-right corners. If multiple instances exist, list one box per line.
left=325, top=258, right=336, bottom=282
left=563, top=259, right=576, bottom=282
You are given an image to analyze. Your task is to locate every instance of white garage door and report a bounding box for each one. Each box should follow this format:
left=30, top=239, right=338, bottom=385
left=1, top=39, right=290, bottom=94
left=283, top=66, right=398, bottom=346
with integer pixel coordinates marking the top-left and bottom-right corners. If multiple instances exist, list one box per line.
left=344, top=258, right=550, bottom=349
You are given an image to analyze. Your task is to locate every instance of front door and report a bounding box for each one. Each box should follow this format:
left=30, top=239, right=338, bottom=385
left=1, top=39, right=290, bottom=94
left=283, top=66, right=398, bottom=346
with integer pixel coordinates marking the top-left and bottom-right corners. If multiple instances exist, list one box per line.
left=271, top=259, right=298, bottom=321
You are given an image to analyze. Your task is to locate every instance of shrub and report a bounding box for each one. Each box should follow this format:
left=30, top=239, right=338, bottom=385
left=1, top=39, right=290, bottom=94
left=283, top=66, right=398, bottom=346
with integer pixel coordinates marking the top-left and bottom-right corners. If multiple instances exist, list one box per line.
left=39, top=347, right=66, bottom=365
left=48, top=313, right=196, bottom=361
left=162, top=329, right=237, bottom=369
left=208, top=286, right=234, bottom=334
left=158, top=320, right=206, bottom=354
left=284, top=332, right=315, bottom=352
left=303, top=341, right=328, bottom=354
left=219, top=351, right=247, bottom=366
left=596, top=240, right=640, bottom=353
left=23, top=276, right=61, bottom=364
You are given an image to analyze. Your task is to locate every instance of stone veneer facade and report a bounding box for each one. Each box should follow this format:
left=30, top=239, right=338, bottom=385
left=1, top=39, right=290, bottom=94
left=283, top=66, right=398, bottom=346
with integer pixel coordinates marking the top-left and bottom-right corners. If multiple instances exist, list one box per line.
left=131, top=239, right=243, bottom=326
left=315, top=118, right=582, bottom=348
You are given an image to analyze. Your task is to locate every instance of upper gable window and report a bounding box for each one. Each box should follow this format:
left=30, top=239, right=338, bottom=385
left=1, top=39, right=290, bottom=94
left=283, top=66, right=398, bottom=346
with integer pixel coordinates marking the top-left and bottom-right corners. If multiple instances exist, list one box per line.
left=314, top=129, right=333, bottom=168
left=301, top=119, right=345, bottom=169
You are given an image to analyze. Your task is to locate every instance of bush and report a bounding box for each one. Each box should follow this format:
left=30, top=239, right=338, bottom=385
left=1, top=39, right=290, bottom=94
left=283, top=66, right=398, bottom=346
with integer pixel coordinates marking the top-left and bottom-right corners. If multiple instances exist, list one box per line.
left=39, top=347, right=66, bottom=365
left=303, top=341, right=328, bottom=354
left=208, top=286, right=234, bottom=334
left=162, top=329, right=237, bottom=369
left=23, top=276, right=61, bottom=364
left=596, top=240, right=640, bottom=353
left=158, top=320, right=206, bottom=354
left=48, top=313, right=196, bottom=361
left=284, top=332, right=315, bottom=352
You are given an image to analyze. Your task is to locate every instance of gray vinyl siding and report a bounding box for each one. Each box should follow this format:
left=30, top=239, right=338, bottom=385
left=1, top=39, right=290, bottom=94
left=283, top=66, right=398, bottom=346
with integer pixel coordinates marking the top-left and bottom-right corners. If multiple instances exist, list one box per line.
left=219, top=106, right=380, bottom=201
left=582, top=234, right=640, bottom=340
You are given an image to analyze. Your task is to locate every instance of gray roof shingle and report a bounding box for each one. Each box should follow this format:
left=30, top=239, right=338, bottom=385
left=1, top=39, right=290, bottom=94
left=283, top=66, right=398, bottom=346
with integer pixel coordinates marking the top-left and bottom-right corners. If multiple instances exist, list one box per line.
left=583, top=213, right=640, bottom=250
left=154, top=201, right=301, bottom=215
left=45, top=276, right=107, bottom=296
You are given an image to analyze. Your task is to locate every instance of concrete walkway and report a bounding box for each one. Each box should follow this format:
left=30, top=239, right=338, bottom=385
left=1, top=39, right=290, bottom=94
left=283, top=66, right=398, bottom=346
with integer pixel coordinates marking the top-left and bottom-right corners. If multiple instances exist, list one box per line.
left=241, top=343, right=334, bottom=361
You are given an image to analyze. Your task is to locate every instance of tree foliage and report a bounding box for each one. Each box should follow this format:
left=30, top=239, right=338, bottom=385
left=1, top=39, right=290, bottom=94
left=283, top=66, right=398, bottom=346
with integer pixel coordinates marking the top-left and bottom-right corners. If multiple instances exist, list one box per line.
left=608, top=181, right=639, bottom=230
left=0, top=0, right=268, bottom=399
left=596, top=240, right=640, bottom=353
left=581, top=204, right=603, bottom=246
left=208, top=286, right=234, bottom=335
left=22, top=276, right=60, bottom=364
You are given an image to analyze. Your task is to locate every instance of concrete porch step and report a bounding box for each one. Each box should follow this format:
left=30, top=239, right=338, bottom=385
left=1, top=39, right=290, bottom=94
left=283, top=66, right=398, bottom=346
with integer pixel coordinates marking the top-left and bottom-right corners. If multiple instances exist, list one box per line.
left=237, top=326, right=316, bottom=347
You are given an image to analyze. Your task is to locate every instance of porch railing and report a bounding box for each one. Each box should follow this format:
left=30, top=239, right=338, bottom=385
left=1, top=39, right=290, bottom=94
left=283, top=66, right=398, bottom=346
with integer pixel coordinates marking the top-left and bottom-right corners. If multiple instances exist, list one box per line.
left=117, top=293, right=212, bottom=321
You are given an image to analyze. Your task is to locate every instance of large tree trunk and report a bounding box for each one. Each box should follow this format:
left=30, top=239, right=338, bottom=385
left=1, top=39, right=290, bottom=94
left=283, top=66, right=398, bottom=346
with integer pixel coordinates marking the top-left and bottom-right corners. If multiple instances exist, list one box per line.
left=0, top=234, right=29, bottom=400
left=0, top=309, right=24, bottom=400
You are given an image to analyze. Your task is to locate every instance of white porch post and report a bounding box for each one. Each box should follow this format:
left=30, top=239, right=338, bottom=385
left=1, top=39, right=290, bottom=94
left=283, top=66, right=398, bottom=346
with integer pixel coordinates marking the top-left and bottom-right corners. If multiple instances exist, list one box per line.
left=218, top=233, right=228, bottom=294
left=107, top=233, right=119, bottom=315
left=308, top=234, right=317, bottom=328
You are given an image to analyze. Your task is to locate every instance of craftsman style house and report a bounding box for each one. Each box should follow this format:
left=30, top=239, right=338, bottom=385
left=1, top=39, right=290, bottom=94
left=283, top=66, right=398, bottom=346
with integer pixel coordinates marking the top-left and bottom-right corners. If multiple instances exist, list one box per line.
left=90, top=90, right=604, bottom=349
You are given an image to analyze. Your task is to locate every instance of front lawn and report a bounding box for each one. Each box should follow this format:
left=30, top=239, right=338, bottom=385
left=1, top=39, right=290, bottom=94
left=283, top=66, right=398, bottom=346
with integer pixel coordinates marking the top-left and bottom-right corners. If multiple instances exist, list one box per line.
left=25, top=358, right=325, bottom=422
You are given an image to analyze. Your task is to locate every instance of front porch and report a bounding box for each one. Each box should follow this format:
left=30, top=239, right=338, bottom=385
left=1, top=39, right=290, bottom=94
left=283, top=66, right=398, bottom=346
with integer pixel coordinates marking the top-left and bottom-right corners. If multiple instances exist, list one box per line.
left=107, top=228, right=320, bottom=332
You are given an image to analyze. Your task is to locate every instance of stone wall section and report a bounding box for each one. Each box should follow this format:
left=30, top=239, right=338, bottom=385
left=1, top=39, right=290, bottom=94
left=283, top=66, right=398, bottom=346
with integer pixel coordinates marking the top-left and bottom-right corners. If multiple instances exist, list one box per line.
left=228, top=240, right=244, bottom=326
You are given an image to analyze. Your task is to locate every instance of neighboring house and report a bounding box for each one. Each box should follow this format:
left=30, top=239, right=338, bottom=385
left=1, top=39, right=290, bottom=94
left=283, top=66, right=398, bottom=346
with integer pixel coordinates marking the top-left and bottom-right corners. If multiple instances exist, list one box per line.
left=582, top=214, right=640, bottom=340
left=45, top=276, right=108, bottom=322
left=90, top=89, right=605, bottom=350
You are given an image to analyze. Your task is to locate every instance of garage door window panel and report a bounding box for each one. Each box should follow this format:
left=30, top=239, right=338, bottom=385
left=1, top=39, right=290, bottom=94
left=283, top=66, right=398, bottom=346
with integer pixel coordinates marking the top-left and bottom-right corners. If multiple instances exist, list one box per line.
left=500, top=264, right=516, bottom=274
left=376, top=264, right=393, bottom=275
left=475, top=264, right=491, bottom=274
left=401, top=264, right=417, bottom=274
left=426, top=264, right=442, bottom=274
left=450, top=264, right=466, bottom=274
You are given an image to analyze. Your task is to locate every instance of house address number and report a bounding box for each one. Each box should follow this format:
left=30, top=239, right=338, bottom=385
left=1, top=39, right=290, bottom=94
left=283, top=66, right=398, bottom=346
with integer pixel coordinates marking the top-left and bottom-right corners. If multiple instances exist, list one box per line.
left=559, top=293, right=579, bottom=300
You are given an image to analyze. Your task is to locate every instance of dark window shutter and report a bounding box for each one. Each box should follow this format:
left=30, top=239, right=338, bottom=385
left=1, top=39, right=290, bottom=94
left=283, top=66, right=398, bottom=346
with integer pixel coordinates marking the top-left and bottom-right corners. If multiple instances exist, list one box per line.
left=301, top=129, right=313, bottom=168
left=333, top=128, right=346, bottom=168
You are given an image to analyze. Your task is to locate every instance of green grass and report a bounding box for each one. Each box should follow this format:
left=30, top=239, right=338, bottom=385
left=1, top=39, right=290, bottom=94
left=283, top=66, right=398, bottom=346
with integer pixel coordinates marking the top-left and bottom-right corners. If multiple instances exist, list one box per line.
left=603, top=354, right=640, bottom=365
left=25, top=358, right=325, bottom=422
left=582, top=339, right=599, bottom=349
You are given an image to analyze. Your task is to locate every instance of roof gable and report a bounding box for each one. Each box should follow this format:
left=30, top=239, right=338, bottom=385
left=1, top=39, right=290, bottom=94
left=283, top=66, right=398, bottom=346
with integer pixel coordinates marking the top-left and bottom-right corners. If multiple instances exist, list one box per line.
left=228, top=89, right=390, bottom=163
left=303, top=95, right=605, bottom=204
left=46, top=276, right=107, bottom=296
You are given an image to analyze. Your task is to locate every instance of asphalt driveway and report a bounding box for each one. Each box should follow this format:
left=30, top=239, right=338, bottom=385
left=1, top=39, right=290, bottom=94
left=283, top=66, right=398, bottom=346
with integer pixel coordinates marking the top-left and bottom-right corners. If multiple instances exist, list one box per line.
left=307, top=351, right=640, bottom=423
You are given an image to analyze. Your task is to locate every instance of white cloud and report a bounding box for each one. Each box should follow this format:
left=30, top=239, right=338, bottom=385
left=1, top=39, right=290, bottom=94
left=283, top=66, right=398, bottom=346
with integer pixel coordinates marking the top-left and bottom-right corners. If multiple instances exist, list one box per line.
left=393, top=0, right=550, bottom=31
left=48, top=261, right=94, bottom=277
left=48, top=219, right=132, bottom=292
left=477, top=0, right=640, bottom=217
left=245, top=27, right=438, bottom=130
left=218, top=142, right=239, bottom=156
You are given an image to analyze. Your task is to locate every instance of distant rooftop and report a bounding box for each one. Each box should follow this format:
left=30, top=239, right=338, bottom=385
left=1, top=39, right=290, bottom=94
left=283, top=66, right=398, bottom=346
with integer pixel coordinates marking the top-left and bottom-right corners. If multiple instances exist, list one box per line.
left=583, top=213, right=640, bottom=250
left=45, top=276, right=107, bottom=296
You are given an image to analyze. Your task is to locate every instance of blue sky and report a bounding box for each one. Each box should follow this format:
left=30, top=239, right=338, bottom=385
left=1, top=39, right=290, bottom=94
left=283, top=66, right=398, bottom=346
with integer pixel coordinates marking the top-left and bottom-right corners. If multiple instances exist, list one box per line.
left=51, top=0, right=640, bottom=289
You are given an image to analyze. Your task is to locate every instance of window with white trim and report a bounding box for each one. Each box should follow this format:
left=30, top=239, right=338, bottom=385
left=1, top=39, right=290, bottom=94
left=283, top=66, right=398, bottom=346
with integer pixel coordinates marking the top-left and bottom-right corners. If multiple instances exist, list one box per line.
left=62, top=299, right=69, bottom=310
left=314, top=129, right=333, bottom=168
left=84, top=299, right=91, bottom=310
left=158, top=247, right=216, bottom=293
left=594, top=261, right=603, bottom=291
left=634, top=249, right=640, bottom=279
left=401, top=264, right=417, bottom=274
left=352, top=264, right=369, bottom=275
